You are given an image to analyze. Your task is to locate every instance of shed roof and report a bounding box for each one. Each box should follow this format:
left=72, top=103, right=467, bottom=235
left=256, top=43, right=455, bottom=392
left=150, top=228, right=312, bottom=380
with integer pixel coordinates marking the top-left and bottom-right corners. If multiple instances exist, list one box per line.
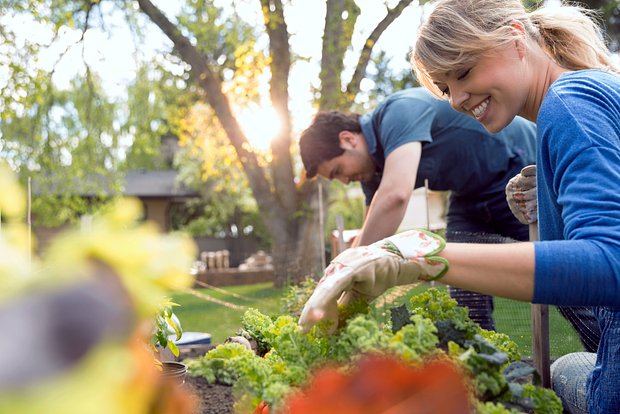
left=123, top=170, right=198, bottom=198
left=33, top=169, right=199, bottom=199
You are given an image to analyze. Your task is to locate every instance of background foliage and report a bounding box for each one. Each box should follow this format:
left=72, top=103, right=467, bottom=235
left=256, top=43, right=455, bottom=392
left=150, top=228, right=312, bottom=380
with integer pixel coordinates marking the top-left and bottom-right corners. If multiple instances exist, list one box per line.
left=1, top=0, right=618, bottom=280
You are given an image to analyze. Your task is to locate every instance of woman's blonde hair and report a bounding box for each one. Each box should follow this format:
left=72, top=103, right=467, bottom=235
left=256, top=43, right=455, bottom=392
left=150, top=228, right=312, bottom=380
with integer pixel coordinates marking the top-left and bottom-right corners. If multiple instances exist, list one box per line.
left=411, top=0, right=619, bottom=97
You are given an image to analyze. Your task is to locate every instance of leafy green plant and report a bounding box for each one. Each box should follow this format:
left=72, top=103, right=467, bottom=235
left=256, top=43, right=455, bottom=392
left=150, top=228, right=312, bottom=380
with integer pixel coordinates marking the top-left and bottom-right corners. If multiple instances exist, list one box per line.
left=279, top=278, right=318, bottom=317
left=152, top=300, right=183, bottom=358
left=186, top=287, right=562, bottom=413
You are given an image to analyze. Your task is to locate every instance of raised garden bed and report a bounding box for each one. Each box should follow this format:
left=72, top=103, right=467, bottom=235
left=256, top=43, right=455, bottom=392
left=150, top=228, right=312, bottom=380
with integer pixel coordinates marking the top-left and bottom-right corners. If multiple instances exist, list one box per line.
left=193, top=268, right=275, bottom=287
left=177, top=288, right=563, bottom=414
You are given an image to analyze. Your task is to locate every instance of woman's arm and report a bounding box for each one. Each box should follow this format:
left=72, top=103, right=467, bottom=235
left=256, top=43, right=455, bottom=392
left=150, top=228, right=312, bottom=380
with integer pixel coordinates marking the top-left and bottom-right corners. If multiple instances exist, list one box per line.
left=439, top=242, right=535, bottom=302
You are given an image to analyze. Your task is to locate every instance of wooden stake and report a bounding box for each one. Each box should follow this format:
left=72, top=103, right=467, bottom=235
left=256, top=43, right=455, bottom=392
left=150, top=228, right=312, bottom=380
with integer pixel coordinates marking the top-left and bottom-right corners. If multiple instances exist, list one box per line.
left=530, top=223, right=551, bottom=388
left=335, top=214, right=345, bottom=255
left=318, top=180, right=326, bottom=270
left=424, top=179, right=430, bottom=231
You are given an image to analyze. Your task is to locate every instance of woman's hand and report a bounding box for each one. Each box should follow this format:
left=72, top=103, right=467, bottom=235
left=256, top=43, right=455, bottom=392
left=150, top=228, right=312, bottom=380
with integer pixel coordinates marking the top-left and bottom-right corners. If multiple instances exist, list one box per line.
left=298, top=229, right=448, bottom=333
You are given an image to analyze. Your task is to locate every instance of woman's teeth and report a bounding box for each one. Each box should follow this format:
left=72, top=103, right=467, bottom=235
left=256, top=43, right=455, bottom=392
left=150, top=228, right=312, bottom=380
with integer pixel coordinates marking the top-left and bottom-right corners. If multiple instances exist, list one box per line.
left=472, top=98, right=489, bottom=119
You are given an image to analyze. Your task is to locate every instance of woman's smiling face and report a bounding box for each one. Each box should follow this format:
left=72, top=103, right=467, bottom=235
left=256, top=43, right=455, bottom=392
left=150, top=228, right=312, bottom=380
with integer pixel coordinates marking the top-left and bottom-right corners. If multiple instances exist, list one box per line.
left=431, top=42, right=530, bottom=133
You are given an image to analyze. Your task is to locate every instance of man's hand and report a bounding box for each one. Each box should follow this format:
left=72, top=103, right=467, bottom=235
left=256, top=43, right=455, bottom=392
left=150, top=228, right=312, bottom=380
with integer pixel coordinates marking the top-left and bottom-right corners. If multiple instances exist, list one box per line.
left=298, top=229, right=448, bottom=333
left=505, top=165, right=537, bottom=225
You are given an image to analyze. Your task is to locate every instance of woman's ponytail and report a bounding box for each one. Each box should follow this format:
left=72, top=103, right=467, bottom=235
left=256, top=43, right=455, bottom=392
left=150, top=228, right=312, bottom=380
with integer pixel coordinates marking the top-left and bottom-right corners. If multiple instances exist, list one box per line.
left=530, top=5, right=619, bottom=73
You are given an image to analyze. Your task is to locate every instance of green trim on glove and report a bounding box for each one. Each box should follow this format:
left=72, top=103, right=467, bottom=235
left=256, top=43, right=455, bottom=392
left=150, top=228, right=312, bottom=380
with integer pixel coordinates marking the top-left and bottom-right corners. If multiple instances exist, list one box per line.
left=422, top=256, right=450, bottom=281
left=418, top=229, right=448, bottom=281
left=417, top=228, right=447, bottom=257
left=383, top=229, right=449, bottom=281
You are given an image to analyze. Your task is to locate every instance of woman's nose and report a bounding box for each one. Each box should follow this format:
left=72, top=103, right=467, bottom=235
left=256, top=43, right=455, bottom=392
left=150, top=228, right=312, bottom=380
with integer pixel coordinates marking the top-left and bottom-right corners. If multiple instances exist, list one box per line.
left=449, top=86, right=469, bottom=112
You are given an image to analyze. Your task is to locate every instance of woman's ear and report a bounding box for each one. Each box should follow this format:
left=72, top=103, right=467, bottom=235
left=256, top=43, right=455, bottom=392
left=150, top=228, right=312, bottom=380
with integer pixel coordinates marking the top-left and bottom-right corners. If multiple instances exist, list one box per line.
left=510, top=20, right=527, bottom=59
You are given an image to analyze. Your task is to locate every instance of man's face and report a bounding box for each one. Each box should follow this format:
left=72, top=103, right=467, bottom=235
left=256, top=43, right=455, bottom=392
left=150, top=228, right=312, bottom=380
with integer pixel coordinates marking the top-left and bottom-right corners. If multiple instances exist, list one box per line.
left=316, top=145, right=376, bottom=184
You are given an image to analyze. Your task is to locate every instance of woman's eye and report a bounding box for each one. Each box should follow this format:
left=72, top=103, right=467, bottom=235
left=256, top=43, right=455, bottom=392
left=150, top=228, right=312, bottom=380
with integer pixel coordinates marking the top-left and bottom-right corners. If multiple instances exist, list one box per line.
left=457, top=69, right=471, bottom=80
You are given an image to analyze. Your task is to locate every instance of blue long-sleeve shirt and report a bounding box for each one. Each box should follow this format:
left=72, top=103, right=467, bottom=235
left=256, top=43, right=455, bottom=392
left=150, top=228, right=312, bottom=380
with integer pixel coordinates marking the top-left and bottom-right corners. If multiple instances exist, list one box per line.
left=534, top=70, right=620, bottom=306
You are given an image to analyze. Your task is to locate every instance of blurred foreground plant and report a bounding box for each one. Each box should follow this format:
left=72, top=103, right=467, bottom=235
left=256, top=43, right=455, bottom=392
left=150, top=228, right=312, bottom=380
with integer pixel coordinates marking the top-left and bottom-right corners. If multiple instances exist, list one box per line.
left=0, top=163, right=198, bottom=414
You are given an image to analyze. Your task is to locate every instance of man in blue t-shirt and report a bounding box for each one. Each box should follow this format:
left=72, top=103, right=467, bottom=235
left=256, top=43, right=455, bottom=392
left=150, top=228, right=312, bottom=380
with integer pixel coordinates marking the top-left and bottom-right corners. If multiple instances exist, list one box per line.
left=299, top=88, right=599, bottom=348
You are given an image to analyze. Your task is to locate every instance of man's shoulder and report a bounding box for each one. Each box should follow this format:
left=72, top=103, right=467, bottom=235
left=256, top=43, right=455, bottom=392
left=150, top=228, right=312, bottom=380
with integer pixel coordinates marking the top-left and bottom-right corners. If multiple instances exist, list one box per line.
left=371, top=88, right=449, bottom=123
left=385, top=87, right=441, bottom=105
left=500, top=116, right=537, bottom=137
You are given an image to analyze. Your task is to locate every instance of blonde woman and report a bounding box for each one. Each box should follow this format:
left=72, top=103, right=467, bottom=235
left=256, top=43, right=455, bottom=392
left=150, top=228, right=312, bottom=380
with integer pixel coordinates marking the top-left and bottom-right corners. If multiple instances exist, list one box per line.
left=409, top=1, right=620, bottom=412
left=299, top=1, right=620, bottom=413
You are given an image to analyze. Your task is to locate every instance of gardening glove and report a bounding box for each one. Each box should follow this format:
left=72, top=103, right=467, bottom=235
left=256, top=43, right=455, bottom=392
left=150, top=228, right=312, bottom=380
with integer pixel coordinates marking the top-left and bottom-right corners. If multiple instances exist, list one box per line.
left=505, top=164, right=537, bottom=225
left=298, top=229, right=448, bottom=333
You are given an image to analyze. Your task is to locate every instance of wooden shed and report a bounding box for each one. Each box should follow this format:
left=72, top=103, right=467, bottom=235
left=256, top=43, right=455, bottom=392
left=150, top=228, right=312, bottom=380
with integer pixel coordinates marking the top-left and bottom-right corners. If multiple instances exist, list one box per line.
left=122, top=169, right=199, bottom=232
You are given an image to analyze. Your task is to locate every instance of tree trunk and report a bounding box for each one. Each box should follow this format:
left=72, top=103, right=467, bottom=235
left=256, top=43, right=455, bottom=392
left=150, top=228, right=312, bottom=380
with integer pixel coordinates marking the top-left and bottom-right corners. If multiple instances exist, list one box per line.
left=136, top=0, right=420, bottom=289
left=295, top=181, right=325, bottom=283
left=261, top=180, right=324, bottom=287
left=270, top=231, right=302, bottom=288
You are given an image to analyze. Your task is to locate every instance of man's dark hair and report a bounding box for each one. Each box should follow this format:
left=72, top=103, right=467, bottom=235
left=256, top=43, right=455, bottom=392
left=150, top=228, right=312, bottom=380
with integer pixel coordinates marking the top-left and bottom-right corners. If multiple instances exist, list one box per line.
left=299, top=111, right=362, bottom=178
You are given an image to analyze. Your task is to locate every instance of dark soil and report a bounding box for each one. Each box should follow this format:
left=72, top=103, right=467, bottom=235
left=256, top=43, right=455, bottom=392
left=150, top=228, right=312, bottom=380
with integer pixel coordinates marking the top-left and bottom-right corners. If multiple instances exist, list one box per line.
left=178, top=344, right=236, bottom=414
left=185, top=376, right=234, bottom=414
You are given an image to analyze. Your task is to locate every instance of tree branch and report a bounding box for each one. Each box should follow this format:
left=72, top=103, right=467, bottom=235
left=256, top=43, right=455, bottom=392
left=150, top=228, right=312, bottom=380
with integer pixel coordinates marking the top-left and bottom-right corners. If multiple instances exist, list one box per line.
left=135, top=0, right=279, bottom=214
left=259, top=0, right=297, bottom=212
left=319, top=0, right=361, bottom=110
left=259, top=0, right=291, bottom=117
left=345, top=0, right=416, bottom=101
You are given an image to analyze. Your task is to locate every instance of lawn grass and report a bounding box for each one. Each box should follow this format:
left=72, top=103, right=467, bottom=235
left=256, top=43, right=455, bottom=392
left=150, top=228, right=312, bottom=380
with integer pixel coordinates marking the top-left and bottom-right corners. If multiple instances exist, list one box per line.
left=172, top=282, right=586, bottom=358
left=494, top=297, right=586, bottom=358
left=171, top=282, right=287, bottom=345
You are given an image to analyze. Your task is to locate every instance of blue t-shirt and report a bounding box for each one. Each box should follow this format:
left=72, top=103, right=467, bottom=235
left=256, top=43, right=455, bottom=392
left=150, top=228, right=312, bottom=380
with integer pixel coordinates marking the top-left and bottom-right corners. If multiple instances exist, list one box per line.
left=533, top=70, right=620, bottom=306
left=358, top=88, right=536, bottom=205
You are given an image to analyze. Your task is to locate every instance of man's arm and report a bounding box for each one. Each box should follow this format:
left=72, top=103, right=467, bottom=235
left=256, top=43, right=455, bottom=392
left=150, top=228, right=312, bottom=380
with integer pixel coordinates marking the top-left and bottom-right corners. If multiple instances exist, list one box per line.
left=353, top=142, right=422, bottom=246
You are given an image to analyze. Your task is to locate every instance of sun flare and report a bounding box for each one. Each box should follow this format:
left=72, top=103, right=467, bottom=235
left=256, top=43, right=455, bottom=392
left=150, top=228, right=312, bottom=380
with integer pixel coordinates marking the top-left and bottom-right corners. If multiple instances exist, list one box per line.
left=237, top=105, right=282, bottom=151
